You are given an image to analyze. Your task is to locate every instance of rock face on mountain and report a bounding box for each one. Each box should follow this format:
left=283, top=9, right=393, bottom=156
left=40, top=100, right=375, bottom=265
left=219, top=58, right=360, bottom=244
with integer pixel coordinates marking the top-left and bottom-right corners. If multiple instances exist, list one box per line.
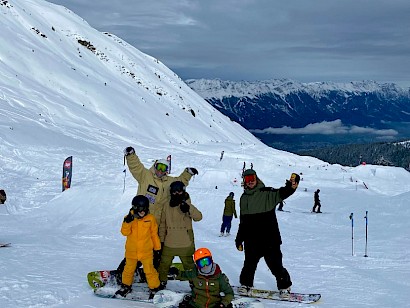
left=186, top=79, right=410, bottom=130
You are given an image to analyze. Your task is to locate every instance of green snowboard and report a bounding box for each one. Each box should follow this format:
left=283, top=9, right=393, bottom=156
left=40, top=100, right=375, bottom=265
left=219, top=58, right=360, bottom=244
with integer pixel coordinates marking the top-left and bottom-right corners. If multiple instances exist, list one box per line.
left=87, top=263, right=184, bottom=289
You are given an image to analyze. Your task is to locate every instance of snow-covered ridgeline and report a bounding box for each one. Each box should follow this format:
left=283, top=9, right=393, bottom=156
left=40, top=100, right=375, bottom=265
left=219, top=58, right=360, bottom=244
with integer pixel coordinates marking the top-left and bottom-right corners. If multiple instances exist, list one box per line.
left=186, top=78, right=410, bottom=100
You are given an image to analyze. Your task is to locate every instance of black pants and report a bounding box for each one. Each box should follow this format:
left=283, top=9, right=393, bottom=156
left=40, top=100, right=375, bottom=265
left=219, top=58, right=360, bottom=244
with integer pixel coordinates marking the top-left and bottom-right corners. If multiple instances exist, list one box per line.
left=239, top=243, right=291, bottom=290
left=312, top=202, right=321, bottom=213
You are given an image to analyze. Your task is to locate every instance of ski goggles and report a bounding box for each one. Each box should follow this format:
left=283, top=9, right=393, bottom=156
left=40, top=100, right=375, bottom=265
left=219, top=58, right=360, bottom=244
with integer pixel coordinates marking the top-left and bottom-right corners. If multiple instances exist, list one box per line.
left=244, top=174, right=256, bottom=184
left=155, top=163, right=169, bottom=172
left=196, top=256, right=212, bottom=269
left=131, top=205, right=147, bottom=214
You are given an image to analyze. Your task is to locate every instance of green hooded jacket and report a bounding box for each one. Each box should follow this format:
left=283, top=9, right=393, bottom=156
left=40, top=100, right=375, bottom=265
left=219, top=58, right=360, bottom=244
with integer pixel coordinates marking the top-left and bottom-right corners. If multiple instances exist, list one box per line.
left=223, top=195, right=237, bottom=217
left=179, top=264, right=234, bottom=307
left=236, top=171, right=296, bottom=247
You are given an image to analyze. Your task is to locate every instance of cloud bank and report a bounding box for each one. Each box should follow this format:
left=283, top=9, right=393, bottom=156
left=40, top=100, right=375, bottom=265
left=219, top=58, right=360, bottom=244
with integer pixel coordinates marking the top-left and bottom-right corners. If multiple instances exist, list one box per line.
left=251, top=119, right=399, bottom=136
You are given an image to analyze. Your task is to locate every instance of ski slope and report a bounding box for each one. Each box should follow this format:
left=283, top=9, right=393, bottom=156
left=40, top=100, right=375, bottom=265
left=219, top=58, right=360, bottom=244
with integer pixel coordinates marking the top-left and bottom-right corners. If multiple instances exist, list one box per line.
left=1, top=1, right=410, bottom=307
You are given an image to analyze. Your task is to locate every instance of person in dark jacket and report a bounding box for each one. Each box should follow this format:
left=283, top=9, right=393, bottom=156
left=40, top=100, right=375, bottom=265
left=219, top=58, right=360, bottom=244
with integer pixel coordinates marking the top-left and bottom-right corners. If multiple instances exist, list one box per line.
left=312, top=189, right=321, bottom=213
left=173, top=247, right=234, bottom=308
left=220, top=192, right=237, bottom=236
left=235, top=169, right=300, bottom=299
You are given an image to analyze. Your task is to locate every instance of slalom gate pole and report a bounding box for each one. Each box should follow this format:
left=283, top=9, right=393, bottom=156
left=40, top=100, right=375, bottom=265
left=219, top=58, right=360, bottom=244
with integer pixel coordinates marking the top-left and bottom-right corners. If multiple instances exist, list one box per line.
left=364, top=211, right=368, bottom=257
left=349, top=213, right=354, bottom=256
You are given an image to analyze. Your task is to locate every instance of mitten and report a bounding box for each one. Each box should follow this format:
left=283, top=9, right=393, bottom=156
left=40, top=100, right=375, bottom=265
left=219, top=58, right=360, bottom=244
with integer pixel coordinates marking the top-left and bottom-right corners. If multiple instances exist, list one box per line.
left=123, top=146, right=135, bottom=156
left=186, top=167, right=198, bottom=175
left=124, top=210, right=134, bottom=223
left=180, top=201, right=190, bottom=213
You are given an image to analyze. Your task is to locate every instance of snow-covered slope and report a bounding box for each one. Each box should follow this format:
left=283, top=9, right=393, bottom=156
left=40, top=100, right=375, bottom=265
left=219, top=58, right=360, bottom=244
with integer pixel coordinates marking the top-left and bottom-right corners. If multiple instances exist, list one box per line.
left=0, top=0, right=260, bottom=148
left=1, top=1, right=410, bottom=308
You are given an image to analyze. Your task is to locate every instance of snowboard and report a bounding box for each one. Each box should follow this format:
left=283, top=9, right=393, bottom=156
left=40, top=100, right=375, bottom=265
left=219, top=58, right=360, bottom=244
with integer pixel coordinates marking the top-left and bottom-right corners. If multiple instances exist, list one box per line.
left=153, top=290, right=264, bottom=308
left=93, top=283, right=152, bottom=303
left=93, top=280, right=191, bottom=303
left=233, top=286, right=321, bottom=304
left=0, top=243, right=11, bottom=248
left=87, top=263, right=184, bottom=289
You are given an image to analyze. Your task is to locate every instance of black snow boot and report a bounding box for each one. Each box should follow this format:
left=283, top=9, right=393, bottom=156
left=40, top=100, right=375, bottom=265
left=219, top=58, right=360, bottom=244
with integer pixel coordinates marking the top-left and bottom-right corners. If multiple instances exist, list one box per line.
left=115, top=284, right=132, bottom=297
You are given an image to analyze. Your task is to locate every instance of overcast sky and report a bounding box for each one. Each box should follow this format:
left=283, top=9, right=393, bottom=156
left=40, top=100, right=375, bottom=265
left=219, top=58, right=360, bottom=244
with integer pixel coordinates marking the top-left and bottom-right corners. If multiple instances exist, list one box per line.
left=48, top=0, right=410, bottom=87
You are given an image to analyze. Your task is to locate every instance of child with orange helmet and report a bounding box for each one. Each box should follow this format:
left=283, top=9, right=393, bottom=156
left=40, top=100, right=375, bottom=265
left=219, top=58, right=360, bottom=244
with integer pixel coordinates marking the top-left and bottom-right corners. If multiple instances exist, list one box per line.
left=172, top=247, right=234, bottom=308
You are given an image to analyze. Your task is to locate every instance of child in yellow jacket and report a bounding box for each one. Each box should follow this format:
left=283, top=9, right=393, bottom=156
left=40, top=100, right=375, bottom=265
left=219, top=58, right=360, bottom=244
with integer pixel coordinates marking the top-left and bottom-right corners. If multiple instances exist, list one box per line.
left=115, top=195, right=161, bottom=299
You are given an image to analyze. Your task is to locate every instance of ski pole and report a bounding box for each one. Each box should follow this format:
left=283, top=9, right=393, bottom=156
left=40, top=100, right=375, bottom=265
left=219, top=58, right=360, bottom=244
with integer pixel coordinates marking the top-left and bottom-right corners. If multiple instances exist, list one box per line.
left=349, top=213, right=354, bottom=256
left=364, top=211, right=368, bottom=257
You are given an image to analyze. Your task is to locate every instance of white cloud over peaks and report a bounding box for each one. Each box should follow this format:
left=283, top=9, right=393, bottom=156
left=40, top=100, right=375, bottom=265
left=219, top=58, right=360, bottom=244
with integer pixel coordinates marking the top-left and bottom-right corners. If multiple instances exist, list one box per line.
left=251, top=119, right=399, bottom=136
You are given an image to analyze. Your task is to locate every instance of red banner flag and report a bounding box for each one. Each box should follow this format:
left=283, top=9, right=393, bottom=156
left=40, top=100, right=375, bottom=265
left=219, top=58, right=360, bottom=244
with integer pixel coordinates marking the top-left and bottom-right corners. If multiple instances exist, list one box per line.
left=62, top=156, right=72, bottom=192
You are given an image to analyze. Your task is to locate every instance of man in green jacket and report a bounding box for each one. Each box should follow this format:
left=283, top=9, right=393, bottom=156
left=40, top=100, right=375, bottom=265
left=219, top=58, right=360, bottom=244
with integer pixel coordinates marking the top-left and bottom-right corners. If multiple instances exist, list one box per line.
left=235, top=169, right=300, bottom=299
left=220, top=192, right=237, bottom=236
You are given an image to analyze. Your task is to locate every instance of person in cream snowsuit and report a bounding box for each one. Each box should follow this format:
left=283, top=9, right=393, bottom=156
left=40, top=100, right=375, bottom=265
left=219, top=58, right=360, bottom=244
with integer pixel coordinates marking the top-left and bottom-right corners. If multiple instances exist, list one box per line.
left=157, top=181, right=202, bottom=288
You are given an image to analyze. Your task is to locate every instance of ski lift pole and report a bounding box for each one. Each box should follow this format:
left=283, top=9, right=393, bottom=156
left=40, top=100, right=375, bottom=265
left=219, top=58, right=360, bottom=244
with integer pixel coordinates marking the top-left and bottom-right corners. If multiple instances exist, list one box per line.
left=349, top=213, right=354, bottom=256
left=364, top=211, right=368, bottom=257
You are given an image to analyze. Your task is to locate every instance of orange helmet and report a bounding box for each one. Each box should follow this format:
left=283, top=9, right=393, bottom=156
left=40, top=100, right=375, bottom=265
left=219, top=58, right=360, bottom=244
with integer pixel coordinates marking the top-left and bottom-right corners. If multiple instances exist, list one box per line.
left=193, top=247, right=212, bottom=262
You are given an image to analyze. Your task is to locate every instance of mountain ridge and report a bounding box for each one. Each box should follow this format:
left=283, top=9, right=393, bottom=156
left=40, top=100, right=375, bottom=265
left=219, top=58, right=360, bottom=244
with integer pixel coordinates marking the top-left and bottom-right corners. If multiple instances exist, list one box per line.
left=186, top=78, right=410, bottom=130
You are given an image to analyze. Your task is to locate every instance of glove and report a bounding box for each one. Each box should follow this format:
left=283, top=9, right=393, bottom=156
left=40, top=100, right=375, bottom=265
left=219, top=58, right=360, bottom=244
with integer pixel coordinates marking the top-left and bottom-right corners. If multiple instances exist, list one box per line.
left=168, top=266, right=179, bottom=278
left=290, top=173, right=300, bottom=189
left=180, top=201, right=190, bottom=213
left=218, top=303, right=227, bottom=308
left=235, top=239, right=243, bottom=251
left=153, top=250, right=162, bottom=267
left=186, top=167, right=198, bottom=175
left=124, top=210, right=134, bottom=223
left=123, top=146, right=135, bottom=156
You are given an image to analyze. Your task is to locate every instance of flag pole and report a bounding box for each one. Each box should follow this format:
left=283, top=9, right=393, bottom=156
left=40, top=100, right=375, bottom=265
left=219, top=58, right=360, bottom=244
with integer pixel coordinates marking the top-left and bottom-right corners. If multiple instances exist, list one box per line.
left=349, top=213, right=354, bottom=256
left=364, top=211, right=368, bottom=257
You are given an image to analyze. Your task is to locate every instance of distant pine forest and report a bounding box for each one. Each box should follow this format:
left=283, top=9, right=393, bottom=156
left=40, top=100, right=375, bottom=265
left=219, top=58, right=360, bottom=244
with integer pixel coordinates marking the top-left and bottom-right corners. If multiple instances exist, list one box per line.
left=299, top=141, right=410, bottom=171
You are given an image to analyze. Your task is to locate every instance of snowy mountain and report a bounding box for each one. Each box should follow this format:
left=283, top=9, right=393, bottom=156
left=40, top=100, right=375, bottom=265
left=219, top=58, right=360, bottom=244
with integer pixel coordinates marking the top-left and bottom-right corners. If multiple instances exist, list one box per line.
left=0, top=0, right=259, bottom=148
left=185, top=78, right=410, bottom=130
left=1, top=1, right=410, bottom=308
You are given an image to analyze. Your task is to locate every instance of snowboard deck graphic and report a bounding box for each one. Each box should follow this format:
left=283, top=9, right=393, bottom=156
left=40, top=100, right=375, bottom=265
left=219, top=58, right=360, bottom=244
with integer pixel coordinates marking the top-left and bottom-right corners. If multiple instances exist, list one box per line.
left=153, top=290, right=264, bottom=308
left=93, top=281, right=191, bottom=303
left=87, top=263, right=184, bottom=289
left=232, top=286, right=321, bottom=304
left=93, top=284, right=152, bottom=303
